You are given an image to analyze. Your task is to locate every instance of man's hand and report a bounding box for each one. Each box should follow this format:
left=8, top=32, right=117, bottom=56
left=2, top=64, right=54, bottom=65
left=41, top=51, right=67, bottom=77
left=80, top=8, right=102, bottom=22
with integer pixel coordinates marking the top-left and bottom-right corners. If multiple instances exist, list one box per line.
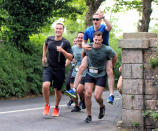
left=98, top=10, right=104, bottom=19
left=119, top=66, right=122, bottom=72
left=83, top=44, right=92, bottom=51
left=42, top=57, right=47, bottom=67
left=57, top=46, right=64, bottom=53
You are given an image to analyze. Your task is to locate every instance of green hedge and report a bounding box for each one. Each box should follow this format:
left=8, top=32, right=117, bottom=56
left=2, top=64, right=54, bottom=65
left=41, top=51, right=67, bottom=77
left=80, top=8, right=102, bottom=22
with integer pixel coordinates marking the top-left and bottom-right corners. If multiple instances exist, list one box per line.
left=0, top=42, right=43, bottom=98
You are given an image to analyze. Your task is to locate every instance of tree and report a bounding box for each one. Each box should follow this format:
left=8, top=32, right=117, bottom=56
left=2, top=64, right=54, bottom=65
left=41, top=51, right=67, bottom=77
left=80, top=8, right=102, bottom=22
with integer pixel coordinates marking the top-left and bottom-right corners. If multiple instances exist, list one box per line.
left=113, top=0, right=158, bottom=32
left=0, top=0, right=83, bottom=50
left=85, top=0, right=104, bottom=27
left=138, top=0, right=152, bottom=32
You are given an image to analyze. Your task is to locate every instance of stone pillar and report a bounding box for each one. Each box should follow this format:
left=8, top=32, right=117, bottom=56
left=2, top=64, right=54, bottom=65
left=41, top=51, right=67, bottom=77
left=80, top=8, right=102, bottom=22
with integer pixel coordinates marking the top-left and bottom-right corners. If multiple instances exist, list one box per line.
left=118, top=32, right=157, bottom=131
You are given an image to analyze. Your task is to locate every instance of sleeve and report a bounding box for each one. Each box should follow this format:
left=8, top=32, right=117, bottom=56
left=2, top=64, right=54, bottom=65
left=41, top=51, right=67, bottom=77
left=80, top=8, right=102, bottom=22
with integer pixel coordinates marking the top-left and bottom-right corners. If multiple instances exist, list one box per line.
left=45, top=38, right=49, bottom=47
left=83, top=48, right=86, bottom=56
left=108, top=46, right=116, bottom=59
left=45, top=36, right=54, bottom=47
left=65, top=40, right=72, bottom=54
left=84, top=29, right=88, bottom=41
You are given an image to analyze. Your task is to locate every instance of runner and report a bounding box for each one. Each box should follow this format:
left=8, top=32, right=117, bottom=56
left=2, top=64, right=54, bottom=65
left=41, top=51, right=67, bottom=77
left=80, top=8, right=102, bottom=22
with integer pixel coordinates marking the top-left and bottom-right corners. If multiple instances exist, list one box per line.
left=83, top=31, right=117, bottom=123
left=42, top=23, right=73, bottom=117
left=71, top=11, right=116, bottom=104
left=65, top=32, right=86, bottom=111
left=72, top=37, right=78, bottom=45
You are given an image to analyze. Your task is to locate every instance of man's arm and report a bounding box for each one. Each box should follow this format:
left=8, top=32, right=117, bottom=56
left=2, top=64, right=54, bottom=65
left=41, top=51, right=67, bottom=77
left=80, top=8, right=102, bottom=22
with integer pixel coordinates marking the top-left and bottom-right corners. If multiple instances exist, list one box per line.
left=82, top=40, right=92, bottom=51
left=103, top=18, right=112, bottom=32
left=112, top=54, right=117, bottom=67
left=65, top=59, right=71, bottom=67
left=99, top=11, right=112, bottom=32
left=57, top=46, right=73, bottom=61
left=42, top=43, right=47, bottom=66
left=73, top=56, right=88, bottom=89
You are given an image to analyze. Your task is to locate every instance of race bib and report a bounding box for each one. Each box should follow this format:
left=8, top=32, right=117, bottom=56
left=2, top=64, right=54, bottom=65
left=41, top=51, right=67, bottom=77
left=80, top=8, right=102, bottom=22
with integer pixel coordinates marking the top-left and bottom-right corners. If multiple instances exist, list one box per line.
left=89, top=66, right=98, bottom=74
left=75, top=66, right=79, bottom=72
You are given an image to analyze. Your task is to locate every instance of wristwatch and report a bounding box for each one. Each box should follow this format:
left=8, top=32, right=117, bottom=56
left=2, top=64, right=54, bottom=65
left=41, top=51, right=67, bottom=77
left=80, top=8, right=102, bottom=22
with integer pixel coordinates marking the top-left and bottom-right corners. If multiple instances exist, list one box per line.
left=101, top=16, right=105, bottom=19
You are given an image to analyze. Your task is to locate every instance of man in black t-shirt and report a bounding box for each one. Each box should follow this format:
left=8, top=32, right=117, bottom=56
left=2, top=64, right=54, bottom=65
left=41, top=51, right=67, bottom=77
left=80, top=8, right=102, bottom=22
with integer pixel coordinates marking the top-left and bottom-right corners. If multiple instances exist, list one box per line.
left=42, top=23, right=73, bottom=117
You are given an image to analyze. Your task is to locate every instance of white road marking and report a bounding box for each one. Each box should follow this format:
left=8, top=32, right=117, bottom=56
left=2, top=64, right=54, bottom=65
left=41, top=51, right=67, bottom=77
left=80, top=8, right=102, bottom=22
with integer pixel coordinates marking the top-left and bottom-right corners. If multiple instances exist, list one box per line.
left=0, top=97, right=121, bottom=114
left=0, top=105, right=66, bottom=114
left=115, top=98, right=121, bottom=100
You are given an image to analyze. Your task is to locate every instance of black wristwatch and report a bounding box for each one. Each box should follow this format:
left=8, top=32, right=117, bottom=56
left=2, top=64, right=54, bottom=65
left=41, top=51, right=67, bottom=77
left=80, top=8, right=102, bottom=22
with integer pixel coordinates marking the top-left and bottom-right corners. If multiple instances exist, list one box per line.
left=101, top=16, right=105, bottom=19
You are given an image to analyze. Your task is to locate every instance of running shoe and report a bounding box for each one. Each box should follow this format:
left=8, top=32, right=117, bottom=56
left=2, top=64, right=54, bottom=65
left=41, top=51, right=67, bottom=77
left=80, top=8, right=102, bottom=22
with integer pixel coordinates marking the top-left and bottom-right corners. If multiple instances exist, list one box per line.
left=67, top=99, right=74, bottom=107
left=52, top=107, right=59, bottom=117
left=98, top=105, right=105, bottom=119
left=107, top=95, right=114, bottom=104
left=71, top=106, right=81, bottom=112
left=84, top=115, right=92, bottom=123
left=65, top=88, right=76, bottom=99
left=43, top=104, right=50, bottom=116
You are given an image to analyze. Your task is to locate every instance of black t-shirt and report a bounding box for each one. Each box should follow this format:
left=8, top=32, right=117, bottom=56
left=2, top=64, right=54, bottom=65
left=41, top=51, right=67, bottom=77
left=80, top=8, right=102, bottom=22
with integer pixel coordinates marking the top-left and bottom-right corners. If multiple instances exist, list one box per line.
left=45, top=36, right=72, bottom=69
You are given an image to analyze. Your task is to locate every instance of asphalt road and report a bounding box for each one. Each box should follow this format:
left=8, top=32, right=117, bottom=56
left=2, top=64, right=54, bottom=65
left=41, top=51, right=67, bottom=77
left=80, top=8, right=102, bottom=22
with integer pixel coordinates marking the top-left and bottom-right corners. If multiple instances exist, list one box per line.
left=0, top=91, right=122, bottom=131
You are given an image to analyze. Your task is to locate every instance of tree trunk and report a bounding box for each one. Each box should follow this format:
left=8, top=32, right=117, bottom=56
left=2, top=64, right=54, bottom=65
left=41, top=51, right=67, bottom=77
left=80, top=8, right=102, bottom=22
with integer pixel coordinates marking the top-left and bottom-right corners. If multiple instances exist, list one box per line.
left=85, top=0, right=104, bottom=28
left=138, top=0, right=153, bottom=32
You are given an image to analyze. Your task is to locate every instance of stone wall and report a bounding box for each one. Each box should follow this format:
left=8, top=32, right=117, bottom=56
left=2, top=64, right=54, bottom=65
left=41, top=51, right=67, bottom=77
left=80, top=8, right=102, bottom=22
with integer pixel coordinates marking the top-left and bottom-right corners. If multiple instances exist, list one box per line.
left=118, top=32, right=158, bottom=131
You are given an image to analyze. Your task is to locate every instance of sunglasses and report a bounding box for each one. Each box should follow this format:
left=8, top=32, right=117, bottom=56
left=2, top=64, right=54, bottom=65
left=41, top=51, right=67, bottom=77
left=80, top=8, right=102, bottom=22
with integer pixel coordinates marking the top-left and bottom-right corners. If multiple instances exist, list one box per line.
left=92, top=18, right=100, bottom=21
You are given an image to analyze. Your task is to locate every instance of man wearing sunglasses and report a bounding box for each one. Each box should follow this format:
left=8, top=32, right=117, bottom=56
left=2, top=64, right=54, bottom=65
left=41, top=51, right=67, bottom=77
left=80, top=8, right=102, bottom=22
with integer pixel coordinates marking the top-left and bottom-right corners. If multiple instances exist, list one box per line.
left=84, top=11, right=112, bottom=47
left=71, top=11, right=116, bottom=105
left=84, top=11, right=115, bottom=104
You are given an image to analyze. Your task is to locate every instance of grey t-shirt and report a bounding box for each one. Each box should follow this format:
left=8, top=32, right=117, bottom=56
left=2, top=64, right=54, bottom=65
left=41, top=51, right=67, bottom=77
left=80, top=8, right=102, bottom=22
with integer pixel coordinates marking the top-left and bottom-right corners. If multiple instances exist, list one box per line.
left=85, top=43, right=116, bottom=78
left=71, top=45, right=87, bottom=78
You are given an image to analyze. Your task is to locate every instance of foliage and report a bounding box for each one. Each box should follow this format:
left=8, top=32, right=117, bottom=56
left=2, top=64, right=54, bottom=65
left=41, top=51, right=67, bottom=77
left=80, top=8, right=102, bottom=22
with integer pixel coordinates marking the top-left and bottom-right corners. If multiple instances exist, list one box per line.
left=109, top=27, right=122, bottom=84
left=143, top=110, right=158, bottom=121
left=132, top=121, right=139, bottom=128
left=0, top=0, right=84, bottom=50
left=0, top=42, right=43, bottom=98
left=112, top=0, right=158, bottom=12
left=149, top=55, right=158, bottom=68
left=112, top=0, right=142, bottom=12
left=149, top=47, right=158, bottom=69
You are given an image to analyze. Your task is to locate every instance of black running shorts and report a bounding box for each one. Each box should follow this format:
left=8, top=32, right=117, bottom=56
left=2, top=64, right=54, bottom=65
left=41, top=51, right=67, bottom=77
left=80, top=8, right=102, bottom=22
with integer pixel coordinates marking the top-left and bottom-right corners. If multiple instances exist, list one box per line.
left=42, top=66, right=65, bottom=90
left=85, top=73, right=107, bottom=88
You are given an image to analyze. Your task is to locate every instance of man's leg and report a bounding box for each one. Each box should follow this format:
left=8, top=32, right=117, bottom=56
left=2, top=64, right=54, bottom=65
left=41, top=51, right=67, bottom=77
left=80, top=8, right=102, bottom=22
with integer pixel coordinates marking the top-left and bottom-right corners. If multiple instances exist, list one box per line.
left=66, top=68, right=73, bottom=90
left=66, top=72, right=74, bottom=106
left=77, top=84, right=84, bottom=101
left=84, top=82, right=94, bottom=123
left=42, top=81, right=51, bottom=116
left=94, top=86, right=104, bottom=107
left=52, top=88, right=62, bottom=117
left=77, top=83, right=86, bottom=109
left=94, top=86, right=105, bottom=119
left=106, top=60, right=114, bottom=94
left=106, top=60, right=115, bottom=104
left=70, top=82, right=81, bottom=112
left=54, top=88, right=62, bottom=107
left=52, top=69, right=65, bottom=117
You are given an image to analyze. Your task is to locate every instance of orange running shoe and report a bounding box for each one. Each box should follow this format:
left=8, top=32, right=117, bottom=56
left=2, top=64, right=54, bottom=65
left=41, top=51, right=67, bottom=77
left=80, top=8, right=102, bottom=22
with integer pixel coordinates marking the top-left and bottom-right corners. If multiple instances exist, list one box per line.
left=52, top=107, right=59, bottom=117
left=43, top=104, right=50, bottom=116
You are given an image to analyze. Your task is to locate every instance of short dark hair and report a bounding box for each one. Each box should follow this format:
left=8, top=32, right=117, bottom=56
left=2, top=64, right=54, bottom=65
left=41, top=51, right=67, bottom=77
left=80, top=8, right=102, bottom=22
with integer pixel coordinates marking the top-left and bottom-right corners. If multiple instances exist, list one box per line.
left=56, top=23, right=64, bottom=29
left=78, top=31, right=84, bottom=35
left=93, top=31, right=103, bottom=38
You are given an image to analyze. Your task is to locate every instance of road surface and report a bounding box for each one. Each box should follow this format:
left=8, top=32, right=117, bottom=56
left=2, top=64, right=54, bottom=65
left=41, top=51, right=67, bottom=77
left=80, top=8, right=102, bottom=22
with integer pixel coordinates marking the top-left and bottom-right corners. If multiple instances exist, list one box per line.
left=0, top=91, right=122, bottom=131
